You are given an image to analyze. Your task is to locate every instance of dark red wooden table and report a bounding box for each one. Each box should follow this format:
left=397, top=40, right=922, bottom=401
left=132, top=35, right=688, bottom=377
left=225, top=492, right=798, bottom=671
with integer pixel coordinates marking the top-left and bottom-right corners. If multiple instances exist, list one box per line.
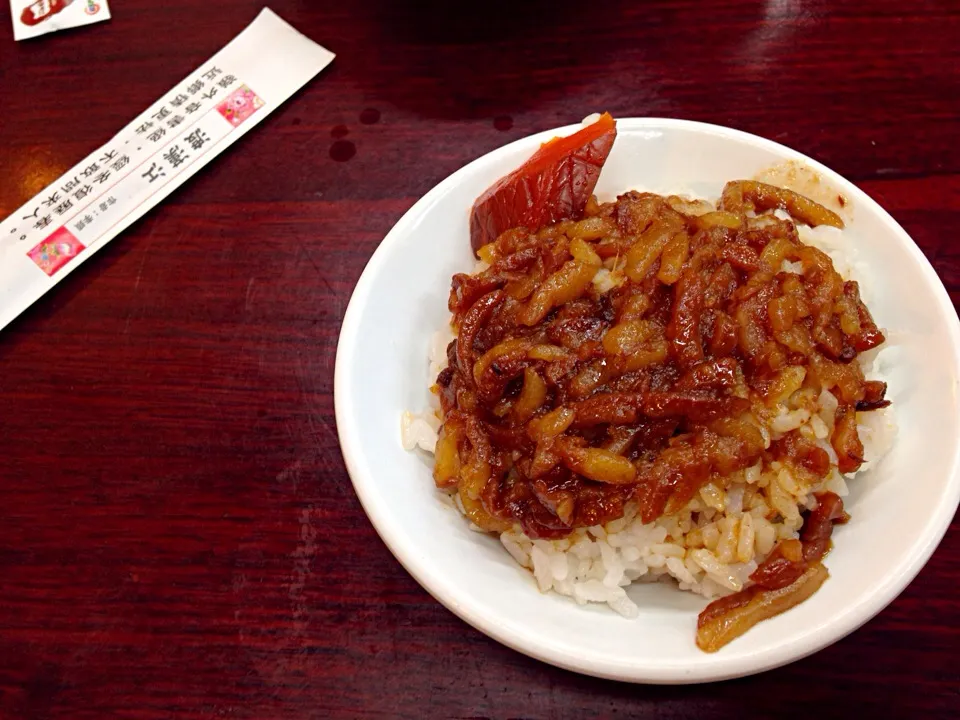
left=1, top=1, right=958, bottom=717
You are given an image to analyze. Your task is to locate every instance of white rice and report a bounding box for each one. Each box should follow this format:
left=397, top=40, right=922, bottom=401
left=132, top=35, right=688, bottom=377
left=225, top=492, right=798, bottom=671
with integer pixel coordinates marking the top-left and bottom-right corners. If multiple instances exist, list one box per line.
left=400, top=410, right=441, bottom=453
left=401, top=197, right=896, bottom=619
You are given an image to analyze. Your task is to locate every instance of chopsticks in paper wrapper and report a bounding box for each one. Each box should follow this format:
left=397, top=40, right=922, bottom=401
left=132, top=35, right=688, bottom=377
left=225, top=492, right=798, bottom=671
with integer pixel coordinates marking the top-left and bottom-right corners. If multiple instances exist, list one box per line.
left=0, top=8, right=334, bottom=331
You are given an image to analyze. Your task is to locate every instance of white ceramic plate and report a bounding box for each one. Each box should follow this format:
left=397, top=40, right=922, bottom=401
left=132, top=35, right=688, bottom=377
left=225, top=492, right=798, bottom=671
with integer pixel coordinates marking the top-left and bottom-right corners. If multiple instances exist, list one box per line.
left=335, top=118, right=960, bottom=683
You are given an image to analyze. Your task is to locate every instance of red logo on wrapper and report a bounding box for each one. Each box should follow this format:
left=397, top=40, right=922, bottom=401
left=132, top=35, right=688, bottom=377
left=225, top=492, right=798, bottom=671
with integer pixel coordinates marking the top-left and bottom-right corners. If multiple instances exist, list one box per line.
left=21, top=0, right=72, bottom=26
left=27, top=227, right=85, bottom=276
left=216, top=85, right=265, bottom=127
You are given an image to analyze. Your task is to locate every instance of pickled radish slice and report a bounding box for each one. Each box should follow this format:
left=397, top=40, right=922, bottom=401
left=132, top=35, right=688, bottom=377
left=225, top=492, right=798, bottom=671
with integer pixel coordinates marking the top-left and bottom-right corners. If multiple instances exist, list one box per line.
left=469, top=113, right=617, bottom=255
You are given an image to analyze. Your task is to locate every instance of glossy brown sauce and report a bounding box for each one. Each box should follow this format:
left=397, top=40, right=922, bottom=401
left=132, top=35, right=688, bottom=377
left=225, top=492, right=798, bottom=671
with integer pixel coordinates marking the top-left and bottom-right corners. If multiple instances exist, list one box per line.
left=434, top=183, right=886, bottom=543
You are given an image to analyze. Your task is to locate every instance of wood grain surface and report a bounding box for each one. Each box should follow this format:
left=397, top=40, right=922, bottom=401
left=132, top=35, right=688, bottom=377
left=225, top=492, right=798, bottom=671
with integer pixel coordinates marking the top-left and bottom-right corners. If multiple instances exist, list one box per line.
left=1, top=1, right=958, bottom=718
